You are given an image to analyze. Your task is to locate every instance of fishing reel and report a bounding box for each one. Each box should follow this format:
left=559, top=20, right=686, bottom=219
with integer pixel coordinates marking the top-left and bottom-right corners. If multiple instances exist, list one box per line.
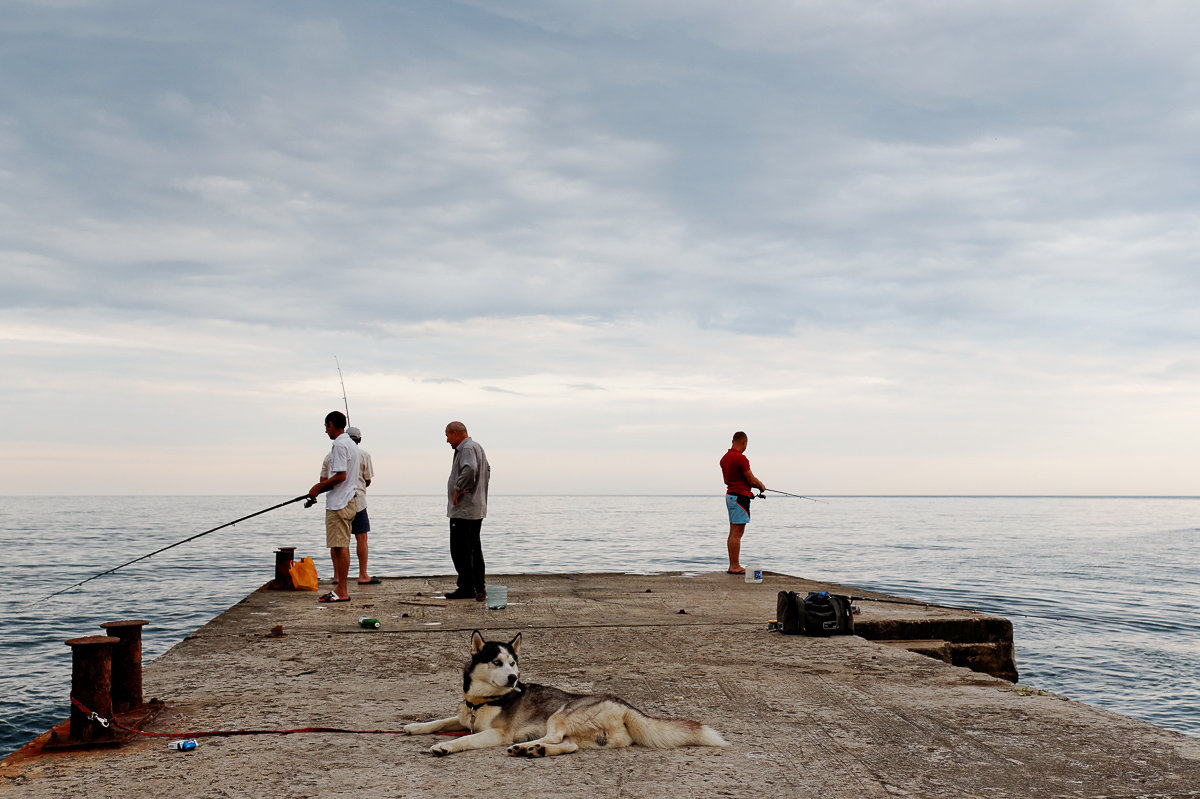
left=303, top=496, right=318, bottom=508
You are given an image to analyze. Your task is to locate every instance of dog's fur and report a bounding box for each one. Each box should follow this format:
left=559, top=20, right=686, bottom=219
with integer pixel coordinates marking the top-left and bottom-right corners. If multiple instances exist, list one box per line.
left=404, top=630, right=728, bottom=757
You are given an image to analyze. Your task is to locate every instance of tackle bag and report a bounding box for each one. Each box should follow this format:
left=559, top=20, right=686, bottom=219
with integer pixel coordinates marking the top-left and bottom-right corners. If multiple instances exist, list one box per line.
left=288, top=556, right=319, bottom=591
left=776, top=590, right=854, bottom=636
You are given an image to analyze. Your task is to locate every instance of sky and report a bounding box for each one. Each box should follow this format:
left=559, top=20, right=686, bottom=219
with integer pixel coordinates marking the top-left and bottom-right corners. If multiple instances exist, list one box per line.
left=2, top=0, right=1199, bottom=496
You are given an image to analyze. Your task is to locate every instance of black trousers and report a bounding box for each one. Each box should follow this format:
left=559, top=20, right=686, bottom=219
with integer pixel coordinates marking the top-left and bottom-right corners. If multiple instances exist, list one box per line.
left=449, top=518, right=485, bottom=593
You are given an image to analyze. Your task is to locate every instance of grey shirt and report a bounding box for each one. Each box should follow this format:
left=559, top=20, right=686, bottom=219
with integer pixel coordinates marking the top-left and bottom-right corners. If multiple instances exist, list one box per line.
left=446, top=436, right=490, bottom=519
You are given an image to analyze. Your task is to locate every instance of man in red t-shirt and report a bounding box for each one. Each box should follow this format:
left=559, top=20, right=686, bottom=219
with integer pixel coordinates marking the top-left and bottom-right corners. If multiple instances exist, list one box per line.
left=720, top=431, right=767, bottom=575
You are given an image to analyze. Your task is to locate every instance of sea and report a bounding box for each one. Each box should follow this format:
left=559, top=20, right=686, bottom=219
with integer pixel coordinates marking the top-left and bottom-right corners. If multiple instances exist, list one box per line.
left=1, top=494, right=1197, bottom=758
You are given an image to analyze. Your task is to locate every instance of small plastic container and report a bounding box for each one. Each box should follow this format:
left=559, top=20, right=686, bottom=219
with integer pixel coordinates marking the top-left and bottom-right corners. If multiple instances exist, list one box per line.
left=358, top=616, right=381, bottom=629
left=168, top=739, right=197, bottom=751
left=486, top=585, right=508, bottom=609
left=744, top=565, right=763, bottom=583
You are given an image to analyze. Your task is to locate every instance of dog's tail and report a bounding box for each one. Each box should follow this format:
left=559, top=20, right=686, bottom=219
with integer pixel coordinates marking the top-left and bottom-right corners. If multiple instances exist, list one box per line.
left=623, top=708, right=728, bottom=749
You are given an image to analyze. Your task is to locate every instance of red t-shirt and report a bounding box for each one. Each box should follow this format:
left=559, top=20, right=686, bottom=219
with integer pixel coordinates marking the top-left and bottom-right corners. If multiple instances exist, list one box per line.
left=720, top=449, right=753, bottom=497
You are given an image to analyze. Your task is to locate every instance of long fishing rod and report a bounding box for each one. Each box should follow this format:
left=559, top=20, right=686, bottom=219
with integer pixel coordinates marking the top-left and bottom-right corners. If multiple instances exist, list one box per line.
left=756, top=488, right=828, bottom=503
left=31, top=495, right=311, bottom=605
left=849, top=595, right=978, bottom=613
left=335, top=356, right=350, bottom=423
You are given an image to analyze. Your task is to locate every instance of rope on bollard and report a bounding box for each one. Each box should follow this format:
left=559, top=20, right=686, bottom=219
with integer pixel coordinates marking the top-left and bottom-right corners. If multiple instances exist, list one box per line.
left=70, top=696, right=469, bottom=738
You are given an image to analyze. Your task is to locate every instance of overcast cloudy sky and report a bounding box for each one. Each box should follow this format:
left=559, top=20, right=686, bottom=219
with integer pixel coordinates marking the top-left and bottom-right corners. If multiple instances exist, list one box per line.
left=2, top=1, right=1198, bottom=496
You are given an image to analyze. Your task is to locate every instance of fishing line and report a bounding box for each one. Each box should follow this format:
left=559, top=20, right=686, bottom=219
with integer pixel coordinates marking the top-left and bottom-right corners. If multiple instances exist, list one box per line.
left=756, top=488, right=828, bottom=503
left=846, top=591, right=1149, bottom=629
left=30, top=495, right=311, bottom=606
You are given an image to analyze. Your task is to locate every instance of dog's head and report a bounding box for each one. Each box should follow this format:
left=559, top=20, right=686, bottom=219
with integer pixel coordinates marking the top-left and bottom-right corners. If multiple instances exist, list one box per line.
left=464, top=630, right=522, bottom=695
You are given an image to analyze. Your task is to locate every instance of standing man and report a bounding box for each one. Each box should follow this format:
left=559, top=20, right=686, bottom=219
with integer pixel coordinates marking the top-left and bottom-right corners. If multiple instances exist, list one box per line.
left=444, top=421, right=490, bottom=601
left=347, top=426, right=377, bottom=585
left=307, top=410, right=361, bottom=602
left=720, top=431, right=766, bottom=575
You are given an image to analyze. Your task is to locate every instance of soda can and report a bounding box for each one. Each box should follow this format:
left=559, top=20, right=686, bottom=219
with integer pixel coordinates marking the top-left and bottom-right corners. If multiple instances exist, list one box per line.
left=358, top=616, right=381, bottom=629
left=168, top=739, right=198, bottom=751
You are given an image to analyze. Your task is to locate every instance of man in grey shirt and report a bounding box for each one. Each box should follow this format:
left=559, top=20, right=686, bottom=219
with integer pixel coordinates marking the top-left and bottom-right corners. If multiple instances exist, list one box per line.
left=444, top=421, right=490, bottom=600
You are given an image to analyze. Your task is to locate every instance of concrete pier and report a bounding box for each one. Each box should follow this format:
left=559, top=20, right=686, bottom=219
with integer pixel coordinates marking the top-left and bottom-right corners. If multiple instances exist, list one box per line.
left=3, top=571, right=1199, bottom=798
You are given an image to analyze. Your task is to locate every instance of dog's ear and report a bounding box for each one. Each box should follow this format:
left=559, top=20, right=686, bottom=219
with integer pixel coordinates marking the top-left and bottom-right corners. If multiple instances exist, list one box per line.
left=471, top=630, right=486, bottom=655
left=507, top=632, right=521, bottom=657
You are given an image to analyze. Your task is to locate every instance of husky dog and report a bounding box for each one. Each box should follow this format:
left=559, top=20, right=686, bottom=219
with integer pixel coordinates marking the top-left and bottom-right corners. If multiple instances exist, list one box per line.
left=404, top=630, right=728, bottom=757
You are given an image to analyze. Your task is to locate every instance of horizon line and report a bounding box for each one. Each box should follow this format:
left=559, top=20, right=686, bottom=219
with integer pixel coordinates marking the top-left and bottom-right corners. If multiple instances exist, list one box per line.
left=3, top=493, right=1199, bottom=500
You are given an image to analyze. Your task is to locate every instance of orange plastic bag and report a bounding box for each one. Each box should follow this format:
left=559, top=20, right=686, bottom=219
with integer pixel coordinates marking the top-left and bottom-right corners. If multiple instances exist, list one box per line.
left=288, top=556, right=319, bottom=591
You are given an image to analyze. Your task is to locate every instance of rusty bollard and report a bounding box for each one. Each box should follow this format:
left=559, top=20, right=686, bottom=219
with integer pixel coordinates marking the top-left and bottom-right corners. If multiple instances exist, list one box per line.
left=64, top=635, right=120, bottom=744
left=272, top=546, right=296, bottom=589
left=99, top=619, right=148, bottom=712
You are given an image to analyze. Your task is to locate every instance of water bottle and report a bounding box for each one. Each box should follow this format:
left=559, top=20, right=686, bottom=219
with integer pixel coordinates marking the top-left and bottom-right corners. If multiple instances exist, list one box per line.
left=168, top=739, right=198, bottom=751
left=744, top=564, right=763, bottom=583
left=358, top=616, right=381, bottom=629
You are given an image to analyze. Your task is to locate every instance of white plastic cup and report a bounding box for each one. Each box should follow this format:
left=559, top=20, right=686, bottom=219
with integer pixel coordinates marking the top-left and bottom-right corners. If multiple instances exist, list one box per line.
left=486, top=585, right=508, bottom=609
left=745, top=565, right=763, bottom=583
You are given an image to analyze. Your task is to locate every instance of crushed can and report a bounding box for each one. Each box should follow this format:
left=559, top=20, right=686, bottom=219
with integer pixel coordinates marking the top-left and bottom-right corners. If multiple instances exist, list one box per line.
left=168, top=739, right=198, bottom=751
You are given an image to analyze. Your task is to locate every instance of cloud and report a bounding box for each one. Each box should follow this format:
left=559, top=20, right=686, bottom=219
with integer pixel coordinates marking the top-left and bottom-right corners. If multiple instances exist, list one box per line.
left=2, top=1, right=1200, bottom=493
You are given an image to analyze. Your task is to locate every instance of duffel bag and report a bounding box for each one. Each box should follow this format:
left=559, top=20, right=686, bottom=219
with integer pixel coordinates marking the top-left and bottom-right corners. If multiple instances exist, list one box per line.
left=776, top=590, right=854, bottom=636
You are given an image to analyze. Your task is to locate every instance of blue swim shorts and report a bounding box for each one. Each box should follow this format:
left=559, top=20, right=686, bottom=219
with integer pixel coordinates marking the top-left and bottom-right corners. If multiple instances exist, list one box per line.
left=726, top=493, right=751, bottom=525
left=352, top=508, right=370, bottom=535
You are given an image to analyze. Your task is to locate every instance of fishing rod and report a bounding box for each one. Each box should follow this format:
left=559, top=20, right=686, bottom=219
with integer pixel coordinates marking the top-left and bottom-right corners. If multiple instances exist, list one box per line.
left=335, top=355, right=350, bottom=423
left=31, top=495, right=311, bottom=605
left=849, top=595, right=978, bottom=613
left=755, top=488, right=828, bottom=503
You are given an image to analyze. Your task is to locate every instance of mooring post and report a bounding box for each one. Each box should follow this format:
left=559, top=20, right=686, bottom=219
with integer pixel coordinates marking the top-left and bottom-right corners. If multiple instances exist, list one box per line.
left=273, top=546, right=296, bottom=589
left=64, top=635, right=120, bottom=744
left=99, top=619, right=148, bottom=712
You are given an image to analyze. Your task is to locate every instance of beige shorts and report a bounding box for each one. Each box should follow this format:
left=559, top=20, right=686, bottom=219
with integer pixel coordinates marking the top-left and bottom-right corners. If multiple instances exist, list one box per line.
left=325, top=502, right=356, bottom=548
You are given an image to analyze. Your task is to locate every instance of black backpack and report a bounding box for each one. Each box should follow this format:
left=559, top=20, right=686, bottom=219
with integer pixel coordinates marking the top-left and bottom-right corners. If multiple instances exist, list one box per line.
left=776, top=590, right=855, bottom=636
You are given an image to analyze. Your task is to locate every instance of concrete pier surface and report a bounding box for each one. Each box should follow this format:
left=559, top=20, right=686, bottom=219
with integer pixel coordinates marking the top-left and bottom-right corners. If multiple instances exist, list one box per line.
left=4, top=571, right=1199, bottom=798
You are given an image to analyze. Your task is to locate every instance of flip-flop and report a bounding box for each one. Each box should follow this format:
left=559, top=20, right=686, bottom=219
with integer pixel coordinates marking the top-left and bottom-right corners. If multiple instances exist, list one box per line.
left=318, top=592, right=351, bottom=603
left=726, top=568, right=745, bottom=575
left=357, top=577, right=381, bottom=585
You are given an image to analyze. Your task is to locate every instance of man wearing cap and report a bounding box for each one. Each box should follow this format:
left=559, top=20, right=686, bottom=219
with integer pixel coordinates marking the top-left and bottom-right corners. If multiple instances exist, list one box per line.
left=347, top=426, right=377, bottom=585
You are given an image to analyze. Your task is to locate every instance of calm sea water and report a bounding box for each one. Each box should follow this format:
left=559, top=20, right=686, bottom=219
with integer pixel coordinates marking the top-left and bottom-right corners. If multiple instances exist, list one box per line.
left=1, top=495, right=1197, bottom=757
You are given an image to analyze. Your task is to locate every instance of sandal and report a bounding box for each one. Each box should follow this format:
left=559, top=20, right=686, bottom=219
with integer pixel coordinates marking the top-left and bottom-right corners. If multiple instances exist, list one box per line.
left=357, top=576, right=381, bottom=585
left=726, top=567, right=745, bottom=575
left=318, top=592, right=350, bottom=603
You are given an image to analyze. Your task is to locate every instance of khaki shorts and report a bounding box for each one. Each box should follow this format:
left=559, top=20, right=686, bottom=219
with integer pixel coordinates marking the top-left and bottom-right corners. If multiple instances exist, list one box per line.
left=326, top=502, right=356, bottom=549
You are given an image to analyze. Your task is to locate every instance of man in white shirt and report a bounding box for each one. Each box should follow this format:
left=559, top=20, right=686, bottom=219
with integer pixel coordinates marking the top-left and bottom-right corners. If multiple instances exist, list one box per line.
left=306, top=411, right=361, bottom=602
left=347, top=426, right=376, bottom=585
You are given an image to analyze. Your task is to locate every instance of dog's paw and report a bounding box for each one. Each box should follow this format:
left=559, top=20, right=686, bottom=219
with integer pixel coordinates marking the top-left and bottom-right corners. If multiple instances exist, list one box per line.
left=430, top=742, right=454, bottom=757
left=403, top=723, right=420, bottom=735
left=506, top=743, right=547, bottom=758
